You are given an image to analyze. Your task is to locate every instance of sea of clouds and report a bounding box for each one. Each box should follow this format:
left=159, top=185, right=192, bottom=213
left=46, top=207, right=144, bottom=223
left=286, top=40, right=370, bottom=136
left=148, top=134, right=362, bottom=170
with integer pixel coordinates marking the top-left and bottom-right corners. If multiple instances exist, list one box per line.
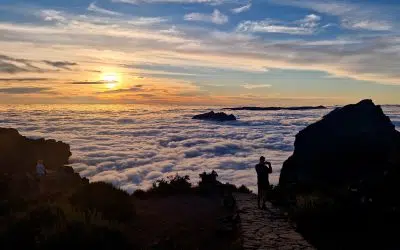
left=0, top=104, right=398, bottom=193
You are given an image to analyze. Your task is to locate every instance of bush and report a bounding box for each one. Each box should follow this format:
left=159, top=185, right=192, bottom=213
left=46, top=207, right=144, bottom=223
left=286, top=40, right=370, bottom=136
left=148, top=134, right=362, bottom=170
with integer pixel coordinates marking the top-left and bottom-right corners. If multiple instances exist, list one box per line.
left=1, top=203, right=133, bottom=249
left=133, top=171, right=253, bottom=198
left=147, top=174, right=192, bottom=196
left=237, top=185, right=252, bottom=194
left=199, top=170, right=218, bottom=186
left=132, top=189, right=147, bottom=199
left=69, top=182, right=135, bottom=223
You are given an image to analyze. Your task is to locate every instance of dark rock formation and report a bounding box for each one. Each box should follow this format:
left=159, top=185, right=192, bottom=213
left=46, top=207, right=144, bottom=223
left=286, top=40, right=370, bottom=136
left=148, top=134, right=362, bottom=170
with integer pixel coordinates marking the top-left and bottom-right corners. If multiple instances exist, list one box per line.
left=277, top=99, right=400, bottom=249
left=0, top=128, right=84, bottom=201
left=0, top=128, right=135, bottom=248
left=0, top=128, right=71, bottom=174
left=192, top=111, right=237, bottom=121
left=224, top=105, right=326, bottom=111
left=279, top=99, right=400, bottom=189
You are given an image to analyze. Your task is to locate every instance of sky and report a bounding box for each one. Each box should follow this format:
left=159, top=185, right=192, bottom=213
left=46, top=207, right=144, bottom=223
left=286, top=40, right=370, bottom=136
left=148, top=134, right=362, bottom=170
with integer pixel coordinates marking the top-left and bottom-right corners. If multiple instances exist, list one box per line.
left=0, top=0, right=399, bottom=105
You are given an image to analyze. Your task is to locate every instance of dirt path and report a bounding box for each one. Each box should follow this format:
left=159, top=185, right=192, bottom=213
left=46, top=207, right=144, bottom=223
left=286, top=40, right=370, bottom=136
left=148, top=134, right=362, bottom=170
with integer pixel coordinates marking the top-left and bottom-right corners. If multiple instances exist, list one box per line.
left=234, top=193, right=314, bottom=250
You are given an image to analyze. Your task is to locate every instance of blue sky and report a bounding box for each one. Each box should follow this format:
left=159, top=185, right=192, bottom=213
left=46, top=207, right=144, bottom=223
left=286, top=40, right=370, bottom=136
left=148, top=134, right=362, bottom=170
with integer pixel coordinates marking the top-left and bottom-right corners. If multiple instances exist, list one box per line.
left=0, top=0, right=399, bottom=105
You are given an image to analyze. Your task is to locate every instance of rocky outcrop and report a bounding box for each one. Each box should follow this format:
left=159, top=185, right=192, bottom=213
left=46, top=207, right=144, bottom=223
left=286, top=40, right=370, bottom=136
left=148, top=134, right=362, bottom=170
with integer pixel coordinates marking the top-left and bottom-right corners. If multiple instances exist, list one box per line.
left=224, top=106, right=326, bottom=111
left=279, top=99, right=400, bottom=190
left=0, top=128, right=71, bottom=174
left=277, top=99, right=400, bottom=249
left=192, top=111, right=237, bottom=121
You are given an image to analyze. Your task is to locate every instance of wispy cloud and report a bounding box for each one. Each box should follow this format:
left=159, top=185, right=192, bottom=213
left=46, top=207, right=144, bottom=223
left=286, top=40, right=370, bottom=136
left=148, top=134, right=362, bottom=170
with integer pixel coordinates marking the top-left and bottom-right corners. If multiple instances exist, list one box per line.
left=39, top=9, right=66, bottom=22
left=231, top=2, right=251, bottom=14
left=0, top=77, right=51, bottom=82
left=0, top=54, right=77, bottom=74
left=0, top=87, right=51, bottom=94
left=43, top=60, right=78, bottom=70
left=71, top=80, right=118, bottom=85
left=242, top=83, right=272, bottom=89
left=0, top=61, right=30, bottom=74
left=88, top=2, right=123, bottom=16
left=0, top=54, right=41, bottom=74
left=341, top=19, right=392, bottom=31
left=128, top=17, right=168, bottom=25
left=184, top=9, right=228, bottom=25
left=268, top=0, right=393, bottom=31
left=112, top=0, right=228, bottom=5
left=98, top=85, right=144, bottom=94
left=237, top=14, right=321, bottom=35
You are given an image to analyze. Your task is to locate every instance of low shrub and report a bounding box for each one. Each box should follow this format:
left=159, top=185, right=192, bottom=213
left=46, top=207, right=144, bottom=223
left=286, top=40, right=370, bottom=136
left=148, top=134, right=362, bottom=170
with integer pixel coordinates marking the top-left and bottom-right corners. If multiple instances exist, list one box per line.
left=132, top=188, right=147, bottom=199
left=147, top=174, right=192, bottom=196
left=237, top=185, right=252, bottom=194
left=135, top=171, right=253, bottom=198
left=1, top=203, right=133, bottom=249
left=69, top=182, right=135, bottom=223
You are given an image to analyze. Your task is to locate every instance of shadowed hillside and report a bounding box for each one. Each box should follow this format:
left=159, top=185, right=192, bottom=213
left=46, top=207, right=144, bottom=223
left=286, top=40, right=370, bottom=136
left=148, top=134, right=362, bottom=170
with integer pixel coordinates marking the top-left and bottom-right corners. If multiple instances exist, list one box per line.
left=0, top=128, right=245, bottom=249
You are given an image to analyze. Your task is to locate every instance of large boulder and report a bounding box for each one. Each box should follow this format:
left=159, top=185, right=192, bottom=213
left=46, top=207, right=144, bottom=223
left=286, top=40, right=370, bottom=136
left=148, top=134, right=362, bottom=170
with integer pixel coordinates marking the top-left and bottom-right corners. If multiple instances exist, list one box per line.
left=0, top=128, right=71, bottom=174
left=192, top=111, right=236, bottom=122
left=279, top=99, right=400, bottom=190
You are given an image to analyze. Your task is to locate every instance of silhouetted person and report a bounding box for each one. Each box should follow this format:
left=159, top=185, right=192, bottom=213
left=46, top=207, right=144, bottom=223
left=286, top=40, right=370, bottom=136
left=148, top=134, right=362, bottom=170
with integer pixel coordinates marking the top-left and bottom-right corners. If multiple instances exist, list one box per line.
left=36, top=160, right=46, bottom=178
left=255, top=156, right=272, bottom=209
left=36, top=160, right=47, bottom=195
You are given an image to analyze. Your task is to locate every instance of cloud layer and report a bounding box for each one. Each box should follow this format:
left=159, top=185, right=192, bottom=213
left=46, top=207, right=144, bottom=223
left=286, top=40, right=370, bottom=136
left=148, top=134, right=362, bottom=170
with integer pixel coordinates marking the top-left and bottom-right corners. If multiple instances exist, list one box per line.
left=0, top=104, right=398, bottom=193
left=237, top=14, right=322, bottom=35
left=184, top=9, right=228, bottom=25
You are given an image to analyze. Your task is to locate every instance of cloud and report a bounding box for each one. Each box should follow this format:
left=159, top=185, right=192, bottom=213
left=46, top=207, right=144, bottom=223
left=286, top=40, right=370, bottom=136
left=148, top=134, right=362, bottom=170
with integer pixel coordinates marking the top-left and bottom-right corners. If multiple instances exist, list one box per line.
left=39, top=9, right=66, bottom=22
left=268, top=0, right=393, bottom=31
left=43, top=60, right=78, bottom=70
left=88, top=2, right=123, bottom=16
left=0, top=54, right=75, bottom=75
left=298, top=14, right=321, bottom=28
left=231, top=2, right=251, bottom=14
left=112, top=0, right=228, bottom=5
left=136, top=93, right=155, bottom=98
left=237, top=14, right=321, bottom=35
left=184, top=9, right=228, bottom=25
left=0, top=87, right=51, bottom=94
left=111, top=0, right=140, bottom=4
left=97, top=85, right=144, bottom=93
left=0, top=61, right=29, bottom=74
left=3, top=105, right=398, bottom=193
left=0, top=77, right=50, bottom=82
left=1, top=5, right=400, bottom=88
left=128, top=17, right=168, bottom=25
left=0, top=54, right=41, bottom=74
left=242, top=83, right=272, bottom=89
left=341, top=19, right=392, bottom=31
left=71, top=80, right=117, bottom=84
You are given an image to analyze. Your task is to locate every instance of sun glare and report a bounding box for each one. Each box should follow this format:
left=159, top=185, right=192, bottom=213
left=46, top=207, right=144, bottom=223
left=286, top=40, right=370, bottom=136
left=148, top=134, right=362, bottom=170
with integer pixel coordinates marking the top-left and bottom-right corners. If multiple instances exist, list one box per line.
left=101, top=73, right=119, bottom=89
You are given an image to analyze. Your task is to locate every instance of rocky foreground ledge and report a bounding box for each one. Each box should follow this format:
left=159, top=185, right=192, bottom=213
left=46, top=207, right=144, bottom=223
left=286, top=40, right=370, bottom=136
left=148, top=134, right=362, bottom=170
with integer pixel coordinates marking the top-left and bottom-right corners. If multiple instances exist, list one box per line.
left=235, top=193, right=314, bottom=250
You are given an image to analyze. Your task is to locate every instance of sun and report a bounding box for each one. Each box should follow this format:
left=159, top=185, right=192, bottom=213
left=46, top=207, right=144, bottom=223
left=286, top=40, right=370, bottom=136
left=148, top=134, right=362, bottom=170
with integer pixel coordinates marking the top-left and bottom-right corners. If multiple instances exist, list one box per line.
left=101, top=73, right=119, bottom=89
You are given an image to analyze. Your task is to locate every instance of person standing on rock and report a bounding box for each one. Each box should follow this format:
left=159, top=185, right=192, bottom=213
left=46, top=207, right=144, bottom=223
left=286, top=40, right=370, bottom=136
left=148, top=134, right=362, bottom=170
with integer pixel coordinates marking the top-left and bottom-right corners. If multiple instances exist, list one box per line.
left=255, top=156, right=272, bottom=209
